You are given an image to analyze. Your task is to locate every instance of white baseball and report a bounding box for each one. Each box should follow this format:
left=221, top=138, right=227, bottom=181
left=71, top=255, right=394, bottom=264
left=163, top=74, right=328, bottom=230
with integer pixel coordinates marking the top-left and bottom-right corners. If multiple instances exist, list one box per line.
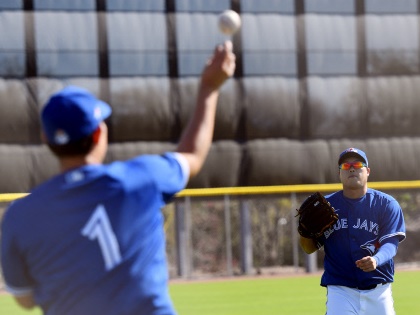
left=218, top=10, right=241, bottom=36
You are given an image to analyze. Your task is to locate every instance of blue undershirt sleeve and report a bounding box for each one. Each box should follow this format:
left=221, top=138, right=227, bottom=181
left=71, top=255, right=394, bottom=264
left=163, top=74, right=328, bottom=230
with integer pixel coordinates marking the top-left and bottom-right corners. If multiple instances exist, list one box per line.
left=373, top=238, right=399, bottom=267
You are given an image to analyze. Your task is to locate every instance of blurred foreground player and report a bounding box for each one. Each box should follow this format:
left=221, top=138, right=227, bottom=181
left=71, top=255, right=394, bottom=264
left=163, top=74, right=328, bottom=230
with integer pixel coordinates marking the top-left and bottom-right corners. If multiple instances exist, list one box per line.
left=299, top=148, right=406, bottom=315
left=1, top=41, right=236, bottom=315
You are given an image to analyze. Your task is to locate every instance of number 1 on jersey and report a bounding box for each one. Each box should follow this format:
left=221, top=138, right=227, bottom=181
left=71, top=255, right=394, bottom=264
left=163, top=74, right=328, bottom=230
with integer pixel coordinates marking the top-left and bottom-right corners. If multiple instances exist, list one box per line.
left=81, top=204, right=122, bottom=271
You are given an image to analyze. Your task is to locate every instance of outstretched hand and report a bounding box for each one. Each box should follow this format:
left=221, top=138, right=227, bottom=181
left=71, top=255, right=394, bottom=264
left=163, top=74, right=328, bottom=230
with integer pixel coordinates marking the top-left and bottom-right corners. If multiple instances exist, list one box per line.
left=200, top=41, right=236, bottom=91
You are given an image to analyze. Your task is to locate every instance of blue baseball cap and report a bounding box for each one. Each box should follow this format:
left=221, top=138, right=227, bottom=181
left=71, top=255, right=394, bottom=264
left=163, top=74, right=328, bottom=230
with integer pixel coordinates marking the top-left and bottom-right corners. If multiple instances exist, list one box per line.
left=42, top=86, right=112, bottom=145
left=338, top=148, right=368, bottom=166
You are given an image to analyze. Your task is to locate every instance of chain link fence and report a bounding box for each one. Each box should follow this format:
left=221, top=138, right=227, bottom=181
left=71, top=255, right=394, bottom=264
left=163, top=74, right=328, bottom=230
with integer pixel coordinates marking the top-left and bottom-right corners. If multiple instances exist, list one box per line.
left=165, top=187, right=420, bottom=279
left=1, top=185, right=420, bottom=291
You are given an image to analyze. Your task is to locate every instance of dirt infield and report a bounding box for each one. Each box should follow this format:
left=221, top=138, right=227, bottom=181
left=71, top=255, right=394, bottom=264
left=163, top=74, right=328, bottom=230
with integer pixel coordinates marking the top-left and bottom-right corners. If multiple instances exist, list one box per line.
left=169, top=266, right=311, bottom=283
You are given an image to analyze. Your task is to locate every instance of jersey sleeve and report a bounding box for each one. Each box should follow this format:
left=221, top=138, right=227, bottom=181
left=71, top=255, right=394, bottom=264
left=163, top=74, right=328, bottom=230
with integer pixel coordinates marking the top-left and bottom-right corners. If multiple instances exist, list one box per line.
left=379, top=199, right=406, bottom=243
left=154, top=153, right=189, bottom=203
left=314, top=235, right=326, bottom=249
left=132, top=152, right=190, bottom=204
left=1, top=209, right=34, bottom=296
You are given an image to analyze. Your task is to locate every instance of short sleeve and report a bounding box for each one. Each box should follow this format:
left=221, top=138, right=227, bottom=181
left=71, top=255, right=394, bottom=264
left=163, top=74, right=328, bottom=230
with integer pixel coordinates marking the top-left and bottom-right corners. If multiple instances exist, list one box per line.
left=379, top=199, right=406, bottom=243
left=132, top=153, right=190, bottom=204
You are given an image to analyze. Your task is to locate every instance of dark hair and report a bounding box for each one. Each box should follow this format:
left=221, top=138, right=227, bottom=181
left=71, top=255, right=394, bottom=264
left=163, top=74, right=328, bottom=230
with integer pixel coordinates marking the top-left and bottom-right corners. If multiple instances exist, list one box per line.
left=47, top=134, right=94, bottom=157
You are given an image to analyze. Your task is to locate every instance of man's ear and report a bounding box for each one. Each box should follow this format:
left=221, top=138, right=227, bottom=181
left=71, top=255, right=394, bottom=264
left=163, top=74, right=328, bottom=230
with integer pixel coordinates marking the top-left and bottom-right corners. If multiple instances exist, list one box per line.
left=92, top=127, right=101, bottom=144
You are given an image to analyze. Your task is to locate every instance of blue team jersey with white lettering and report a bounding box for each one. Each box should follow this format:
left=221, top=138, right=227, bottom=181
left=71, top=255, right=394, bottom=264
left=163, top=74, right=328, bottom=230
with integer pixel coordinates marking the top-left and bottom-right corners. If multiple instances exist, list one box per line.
left=1, top=153, right=189, bottom=315
left=317, top=188, right=406, bottom=289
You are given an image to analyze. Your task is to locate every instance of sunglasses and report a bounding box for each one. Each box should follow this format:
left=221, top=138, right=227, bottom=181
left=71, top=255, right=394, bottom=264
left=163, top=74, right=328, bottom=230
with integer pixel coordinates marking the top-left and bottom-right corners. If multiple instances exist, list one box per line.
left=339, top=161, right=367, bottom=170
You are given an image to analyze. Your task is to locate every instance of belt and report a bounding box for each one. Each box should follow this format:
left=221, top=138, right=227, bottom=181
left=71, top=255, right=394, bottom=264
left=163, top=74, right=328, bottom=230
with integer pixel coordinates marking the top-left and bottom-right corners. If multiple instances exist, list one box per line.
left=357, top=282, right=388, bottom=291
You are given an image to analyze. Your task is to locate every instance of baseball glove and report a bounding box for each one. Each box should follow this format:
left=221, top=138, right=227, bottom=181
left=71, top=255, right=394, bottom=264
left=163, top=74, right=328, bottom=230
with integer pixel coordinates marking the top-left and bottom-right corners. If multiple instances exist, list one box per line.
left=296, top=192, right=339, bottom=239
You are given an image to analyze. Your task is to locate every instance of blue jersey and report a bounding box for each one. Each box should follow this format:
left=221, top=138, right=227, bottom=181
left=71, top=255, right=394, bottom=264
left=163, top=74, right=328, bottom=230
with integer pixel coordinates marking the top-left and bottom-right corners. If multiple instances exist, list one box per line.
left=1, top=152, right=189, bottom=315
left=317, top=188, right=406, bottom=289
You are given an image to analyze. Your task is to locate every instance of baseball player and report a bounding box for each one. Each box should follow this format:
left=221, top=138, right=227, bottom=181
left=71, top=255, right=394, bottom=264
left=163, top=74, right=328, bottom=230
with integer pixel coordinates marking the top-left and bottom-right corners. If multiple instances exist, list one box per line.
left=0, top=41, right=236, bottom=315
left=300, top=148, right=406, bottom=315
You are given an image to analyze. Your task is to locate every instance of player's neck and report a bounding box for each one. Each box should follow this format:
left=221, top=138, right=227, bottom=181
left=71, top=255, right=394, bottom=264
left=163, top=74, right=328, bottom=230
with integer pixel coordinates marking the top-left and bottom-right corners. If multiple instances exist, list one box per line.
left=59, top=155, right=101, bottom=172
left=58, top=138, right=107, bottom=172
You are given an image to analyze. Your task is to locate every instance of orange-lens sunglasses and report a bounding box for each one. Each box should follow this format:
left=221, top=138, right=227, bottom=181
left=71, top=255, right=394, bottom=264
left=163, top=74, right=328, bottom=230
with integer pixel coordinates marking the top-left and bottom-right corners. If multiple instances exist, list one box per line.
left=339, top=161, right=367, bottom=170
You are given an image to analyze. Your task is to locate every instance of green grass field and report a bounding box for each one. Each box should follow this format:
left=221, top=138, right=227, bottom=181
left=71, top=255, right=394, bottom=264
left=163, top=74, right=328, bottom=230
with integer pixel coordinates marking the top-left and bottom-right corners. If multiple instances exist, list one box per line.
left=1, top=270, right=419, bottom=314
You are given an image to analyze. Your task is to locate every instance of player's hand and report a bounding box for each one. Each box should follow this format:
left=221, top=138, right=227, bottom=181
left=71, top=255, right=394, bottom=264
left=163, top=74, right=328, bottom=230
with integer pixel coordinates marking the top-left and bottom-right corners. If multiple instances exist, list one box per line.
left=355, top=256, right=378, bottom=272
left=200, top=41, right=236, bottom=91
